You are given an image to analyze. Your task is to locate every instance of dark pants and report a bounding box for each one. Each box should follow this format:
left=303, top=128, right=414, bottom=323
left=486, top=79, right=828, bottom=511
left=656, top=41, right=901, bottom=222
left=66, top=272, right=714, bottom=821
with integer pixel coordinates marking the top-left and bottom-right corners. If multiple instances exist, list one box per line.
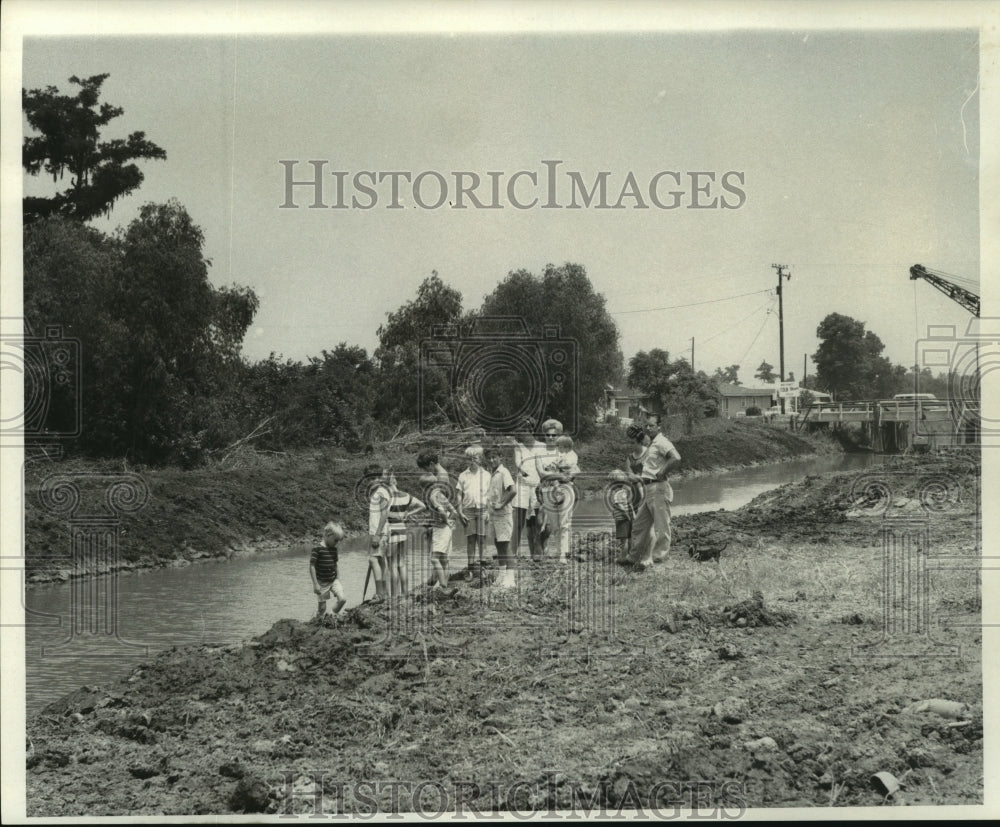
left=513, top=507, right=542, bottom=561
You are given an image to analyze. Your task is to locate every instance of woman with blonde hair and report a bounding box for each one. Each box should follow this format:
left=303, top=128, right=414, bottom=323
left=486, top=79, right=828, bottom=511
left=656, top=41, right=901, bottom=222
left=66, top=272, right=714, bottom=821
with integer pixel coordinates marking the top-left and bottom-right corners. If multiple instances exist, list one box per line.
left=535, top=418, right=579, bottom=563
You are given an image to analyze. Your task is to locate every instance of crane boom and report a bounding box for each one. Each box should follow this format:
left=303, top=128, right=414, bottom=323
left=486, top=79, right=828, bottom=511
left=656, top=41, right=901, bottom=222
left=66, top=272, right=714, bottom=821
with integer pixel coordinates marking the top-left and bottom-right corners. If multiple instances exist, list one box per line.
left=909, top=264, right=980, bottom=317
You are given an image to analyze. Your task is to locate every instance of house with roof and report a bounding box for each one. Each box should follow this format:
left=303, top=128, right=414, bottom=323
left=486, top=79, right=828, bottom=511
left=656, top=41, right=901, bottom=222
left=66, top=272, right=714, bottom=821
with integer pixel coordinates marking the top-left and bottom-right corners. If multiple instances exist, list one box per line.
left=715, top=382, right=775, bottom=418
left=596, top=385, right=662, bottom=426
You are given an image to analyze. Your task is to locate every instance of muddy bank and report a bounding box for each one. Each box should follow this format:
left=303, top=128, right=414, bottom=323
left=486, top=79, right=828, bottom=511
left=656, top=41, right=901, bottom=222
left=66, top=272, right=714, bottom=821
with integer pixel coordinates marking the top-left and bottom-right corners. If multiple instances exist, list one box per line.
left=23, top=421, right=840, bottom=585
left=25, top=452, right=982, bottom=815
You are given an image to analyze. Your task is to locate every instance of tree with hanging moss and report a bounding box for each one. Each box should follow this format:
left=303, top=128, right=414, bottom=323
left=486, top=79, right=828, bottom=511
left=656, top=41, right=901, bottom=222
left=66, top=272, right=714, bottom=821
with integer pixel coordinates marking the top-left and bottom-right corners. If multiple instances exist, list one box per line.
left=22, top=73, right=166, bottom=224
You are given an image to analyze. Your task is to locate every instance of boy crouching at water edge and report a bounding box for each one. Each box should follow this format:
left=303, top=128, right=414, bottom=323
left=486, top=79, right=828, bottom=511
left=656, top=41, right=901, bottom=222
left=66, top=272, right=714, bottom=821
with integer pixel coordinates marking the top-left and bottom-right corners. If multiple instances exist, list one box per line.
left=310, top=522, right=346, bottom=619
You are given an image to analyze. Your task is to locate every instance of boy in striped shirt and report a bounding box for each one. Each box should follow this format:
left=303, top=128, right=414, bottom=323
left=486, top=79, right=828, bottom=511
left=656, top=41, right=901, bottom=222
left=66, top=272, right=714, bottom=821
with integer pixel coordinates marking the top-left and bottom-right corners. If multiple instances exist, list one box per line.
left=369, top=467, right=426, bottom=599
left=310, top=522, right=346, bottom=619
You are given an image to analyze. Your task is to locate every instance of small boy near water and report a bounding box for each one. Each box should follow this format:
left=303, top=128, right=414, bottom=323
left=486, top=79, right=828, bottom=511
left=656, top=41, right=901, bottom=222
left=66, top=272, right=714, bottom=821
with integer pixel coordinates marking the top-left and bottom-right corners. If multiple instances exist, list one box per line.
left=310, top=522, right=346, bottom=618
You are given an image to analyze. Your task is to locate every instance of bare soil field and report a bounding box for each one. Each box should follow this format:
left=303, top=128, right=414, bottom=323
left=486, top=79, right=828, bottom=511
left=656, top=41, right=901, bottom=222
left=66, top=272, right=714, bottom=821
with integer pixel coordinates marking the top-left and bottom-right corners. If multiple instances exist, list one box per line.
left=25, top=451, right=982, bottom=815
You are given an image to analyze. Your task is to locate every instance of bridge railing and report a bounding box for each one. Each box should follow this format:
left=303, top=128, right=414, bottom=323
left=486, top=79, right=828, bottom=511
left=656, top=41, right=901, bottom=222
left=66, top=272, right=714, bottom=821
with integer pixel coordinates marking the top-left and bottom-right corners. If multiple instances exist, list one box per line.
left=800, top=402, right=873, bottom=418
left=785, top=398, right=967, bottom=428
left=875, top=399, right=954, bottom=419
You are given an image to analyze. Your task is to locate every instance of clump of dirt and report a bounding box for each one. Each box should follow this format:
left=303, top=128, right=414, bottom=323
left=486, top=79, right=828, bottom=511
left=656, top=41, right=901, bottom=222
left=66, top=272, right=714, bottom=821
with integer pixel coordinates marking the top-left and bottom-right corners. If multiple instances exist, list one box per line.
left=722, top=591, right=796, bottom=628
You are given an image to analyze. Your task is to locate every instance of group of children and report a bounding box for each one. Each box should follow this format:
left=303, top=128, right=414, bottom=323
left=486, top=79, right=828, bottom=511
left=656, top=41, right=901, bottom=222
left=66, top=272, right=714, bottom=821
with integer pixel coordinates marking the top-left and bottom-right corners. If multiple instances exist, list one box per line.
left=308, top=431, right=583, bottom=619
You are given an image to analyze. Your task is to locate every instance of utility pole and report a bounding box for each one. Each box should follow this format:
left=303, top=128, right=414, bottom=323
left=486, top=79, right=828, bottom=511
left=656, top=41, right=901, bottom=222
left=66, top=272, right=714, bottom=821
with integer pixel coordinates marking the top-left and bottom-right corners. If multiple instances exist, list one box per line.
left=803, top=353, right=807, bottom=386
left=772, top=264, right=791, bottom=411
left=690, top=337, right=695, bottom=372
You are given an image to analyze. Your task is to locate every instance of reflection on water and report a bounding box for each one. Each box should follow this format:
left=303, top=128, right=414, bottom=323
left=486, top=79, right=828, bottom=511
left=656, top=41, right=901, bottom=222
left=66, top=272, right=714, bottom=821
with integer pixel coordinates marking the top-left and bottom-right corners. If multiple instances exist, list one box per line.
left=24, top=452, right=875, bottom=713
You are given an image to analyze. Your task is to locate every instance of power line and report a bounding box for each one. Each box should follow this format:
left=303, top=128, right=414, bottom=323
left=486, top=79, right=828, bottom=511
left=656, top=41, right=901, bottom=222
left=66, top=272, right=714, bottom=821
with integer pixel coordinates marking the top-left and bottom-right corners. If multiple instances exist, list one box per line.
left=662, top=295, right=777, bottom=371
left=700, top=297, right=774, bottom=346
left=612, top=288, right=772, bottom=316
left=738, top=296, right=778, bottom=367
left=611, top=271, right=755, bottom=300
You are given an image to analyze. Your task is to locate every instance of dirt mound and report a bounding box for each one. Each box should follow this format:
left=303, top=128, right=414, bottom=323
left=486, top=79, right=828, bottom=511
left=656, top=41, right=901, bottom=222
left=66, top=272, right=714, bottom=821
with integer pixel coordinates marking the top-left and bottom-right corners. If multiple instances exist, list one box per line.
left=722, top=591, right=795, bottom=628
left=674, top=452, right=980, bottom=549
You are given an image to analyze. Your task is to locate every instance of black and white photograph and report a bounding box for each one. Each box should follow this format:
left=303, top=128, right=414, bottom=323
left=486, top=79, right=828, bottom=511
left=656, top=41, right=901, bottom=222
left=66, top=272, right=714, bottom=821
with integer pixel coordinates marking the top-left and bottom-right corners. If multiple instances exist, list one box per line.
left=2, top=1, right=997, bottom=820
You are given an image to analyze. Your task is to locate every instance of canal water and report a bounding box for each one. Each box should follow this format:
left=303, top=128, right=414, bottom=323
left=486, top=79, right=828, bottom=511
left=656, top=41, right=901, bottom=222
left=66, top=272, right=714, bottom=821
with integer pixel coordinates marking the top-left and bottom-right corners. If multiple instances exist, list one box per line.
left=23, top=452, right=876, bottom=714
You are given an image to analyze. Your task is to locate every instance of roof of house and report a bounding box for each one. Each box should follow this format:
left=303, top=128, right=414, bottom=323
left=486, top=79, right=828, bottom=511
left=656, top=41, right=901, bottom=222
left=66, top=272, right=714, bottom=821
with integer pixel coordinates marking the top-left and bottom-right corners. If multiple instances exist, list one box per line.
left=715, top=382, right=776, bottom=397
left=606, top=386, right=650, bottom=399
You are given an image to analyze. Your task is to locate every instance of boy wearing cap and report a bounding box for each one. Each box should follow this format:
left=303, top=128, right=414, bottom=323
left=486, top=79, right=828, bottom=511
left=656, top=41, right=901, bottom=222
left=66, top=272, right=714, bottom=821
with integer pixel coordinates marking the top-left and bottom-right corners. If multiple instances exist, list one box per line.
left=310, top=521, right=347, bottom=618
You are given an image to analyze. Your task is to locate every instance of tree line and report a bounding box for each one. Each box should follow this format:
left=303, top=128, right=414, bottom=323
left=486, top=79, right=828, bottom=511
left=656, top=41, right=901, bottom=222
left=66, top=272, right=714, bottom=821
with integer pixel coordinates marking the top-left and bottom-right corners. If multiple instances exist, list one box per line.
left=21, top=74, right=965, bottom=466
left=24, top=206, right=627, bottom=465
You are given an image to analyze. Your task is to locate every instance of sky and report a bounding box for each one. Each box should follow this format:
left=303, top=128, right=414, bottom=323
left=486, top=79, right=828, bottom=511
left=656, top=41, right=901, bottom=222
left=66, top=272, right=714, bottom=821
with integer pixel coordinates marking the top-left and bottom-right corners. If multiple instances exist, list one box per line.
left=8, top=5, right=992, bottom=390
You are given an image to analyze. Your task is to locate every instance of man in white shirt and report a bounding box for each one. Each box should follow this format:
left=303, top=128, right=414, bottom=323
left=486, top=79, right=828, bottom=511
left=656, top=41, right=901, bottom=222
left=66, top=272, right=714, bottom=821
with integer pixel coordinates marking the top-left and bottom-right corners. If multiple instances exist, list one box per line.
left=629, top=413, right=681, bottom=571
